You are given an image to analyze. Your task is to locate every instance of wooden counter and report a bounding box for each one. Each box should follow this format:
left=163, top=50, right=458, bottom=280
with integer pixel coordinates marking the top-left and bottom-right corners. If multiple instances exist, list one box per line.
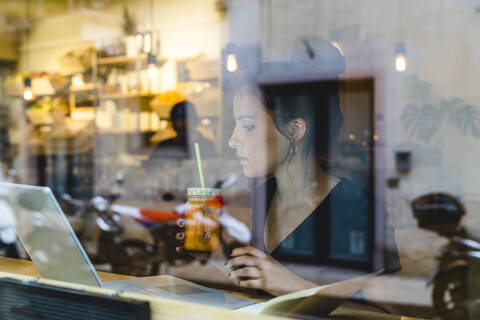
left=0, top=256, right=132, bottom=281
left=0, top=256, right=284, bottom=320
left=0, top=256, right=424, bottom=320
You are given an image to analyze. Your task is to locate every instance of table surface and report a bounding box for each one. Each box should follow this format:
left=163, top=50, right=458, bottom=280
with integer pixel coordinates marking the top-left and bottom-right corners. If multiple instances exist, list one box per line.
left=0, top=257, right=285, bottom=320
left=0, top=256, right=427, bottom=320
left=0, top=256, right=132, bottom=281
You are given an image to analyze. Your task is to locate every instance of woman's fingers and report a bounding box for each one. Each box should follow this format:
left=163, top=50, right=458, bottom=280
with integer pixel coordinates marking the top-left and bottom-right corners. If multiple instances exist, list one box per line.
left=238, top=279, right=265, bottom=289
left=230, top=266, right=262, bottom=279
left=231, top=246, right=267, bottom=258
left=228, top=255, right=260, bottom=269
left=227, top=247, right=275, bottom=291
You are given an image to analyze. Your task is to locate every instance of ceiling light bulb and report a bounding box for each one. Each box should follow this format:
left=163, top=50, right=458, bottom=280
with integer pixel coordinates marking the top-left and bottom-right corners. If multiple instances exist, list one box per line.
left=148, top=64, right=158, bottom=79
left=23, top=88, right=33, bottom=101
left=23, top=77, right=34, bottom=101
left=395, top=54, right=406, bottom=72
left=147, top=52, right=158, bottom=79
left=394, top=42, right=407, bottom=72
left=226, top=54, right=238, bottom=72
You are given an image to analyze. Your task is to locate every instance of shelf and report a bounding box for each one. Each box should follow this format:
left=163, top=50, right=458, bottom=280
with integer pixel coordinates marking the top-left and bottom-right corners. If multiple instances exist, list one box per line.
left=97, top=55, right=139, bottom=65
left=97, top=130, right=155, bottom=134
left=70, top=83, right=96, bottom=92
left=98, top=92, right=156, bottom=100
left=97, top=54, right=167, bottom=66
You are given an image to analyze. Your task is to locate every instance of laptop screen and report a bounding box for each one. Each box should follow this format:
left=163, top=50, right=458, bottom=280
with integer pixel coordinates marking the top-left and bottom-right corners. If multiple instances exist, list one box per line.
left=0, top=182, right=101, bottom=287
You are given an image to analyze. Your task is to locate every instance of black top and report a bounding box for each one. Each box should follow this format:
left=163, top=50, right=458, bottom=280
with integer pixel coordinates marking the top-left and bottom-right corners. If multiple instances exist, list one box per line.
left=250, top=177, right=401, bottom=273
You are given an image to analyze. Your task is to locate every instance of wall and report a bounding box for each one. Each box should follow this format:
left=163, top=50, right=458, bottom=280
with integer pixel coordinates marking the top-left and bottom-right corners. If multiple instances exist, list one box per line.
left=0, top=31, right=17, bottom=61
left=19, top=0, right=223, bottom=70
left=19, top=9, right=123, bottom=73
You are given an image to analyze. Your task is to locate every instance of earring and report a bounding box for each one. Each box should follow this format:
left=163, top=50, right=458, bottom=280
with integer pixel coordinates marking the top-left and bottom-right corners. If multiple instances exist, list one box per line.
left=289, top=141, right=298, bottom=156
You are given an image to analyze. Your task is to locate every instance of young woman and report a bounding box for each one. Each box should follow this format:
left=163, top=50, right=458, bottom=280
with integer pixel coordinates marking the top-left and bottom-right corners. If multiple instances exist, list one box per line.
left=227, top=38, right=400, bottom=296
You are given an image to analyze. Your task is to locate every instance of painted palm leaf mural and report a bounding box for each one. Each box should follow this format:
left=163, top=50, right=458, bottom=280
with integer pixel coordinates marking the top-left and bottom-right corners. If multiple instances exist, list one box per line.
left=438, top=98, right=462, bottom=123
left=401, top=76, right=480, bottom=141
left=452, top=104, right=480, bottom=138
left=402, top=75, right=431, bottom=102
left=401, top=103, right=441, bottom=141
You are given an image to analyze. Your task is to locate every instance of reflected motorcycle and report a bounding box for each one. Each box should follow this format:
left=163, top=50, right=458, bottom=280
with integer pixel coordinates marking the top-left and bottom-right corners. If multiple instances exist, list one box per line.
left=412, top=193, right=480, bottom=320
left=59, top=175, right=155, bottom=276
left=0, top=169, right=21, bottom=258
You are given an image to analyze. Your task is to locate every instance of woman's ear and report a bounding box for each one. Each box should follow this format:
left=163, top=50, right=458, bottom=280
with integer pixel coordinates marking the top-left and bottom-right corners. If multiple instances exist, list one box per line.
left=288, top=118, right=307, bottom=142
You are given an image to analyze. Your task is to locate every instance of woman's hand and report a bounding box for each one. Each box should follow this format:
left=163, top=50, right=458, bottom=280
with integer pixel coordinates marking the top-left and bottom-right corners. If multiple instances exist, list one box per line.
left=228, top=246, right=317, bottom=296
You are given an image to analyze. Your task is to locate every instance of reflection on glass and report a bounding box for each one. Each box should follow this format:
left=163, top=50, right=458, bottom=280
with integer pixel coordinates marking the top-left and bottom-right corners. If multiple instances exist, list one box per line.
left=1, top=0, right=480, bottom=318
left=226, top=36, right=399, bottom=299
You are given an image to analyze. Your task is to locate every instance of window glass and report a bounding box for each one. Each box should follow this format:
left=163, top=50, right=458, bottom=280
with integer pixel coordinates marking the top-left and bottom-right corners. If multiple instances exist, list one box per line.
left=0, top=1, right=477, bottom=319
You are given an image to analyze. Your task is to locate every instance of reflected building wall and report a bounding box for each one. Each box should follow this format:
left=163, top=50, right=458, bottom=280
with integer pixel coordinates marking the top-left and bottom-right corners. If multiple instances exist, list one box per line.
left=227, top=0, right=480, bottom=277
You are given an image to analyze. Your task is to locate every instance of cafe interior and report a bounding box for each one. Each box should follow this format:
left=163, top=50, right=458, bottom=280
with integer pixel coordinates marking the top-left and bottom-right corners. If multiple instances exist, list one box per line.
left=0, top=0, right=479, bottom=319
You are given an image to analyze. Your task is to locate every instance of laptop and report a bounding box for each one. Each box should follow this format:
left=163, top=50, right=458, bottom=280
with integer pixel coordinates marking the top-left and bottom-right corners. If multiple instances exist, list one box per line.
left=0, top=182, right=253, bottom=309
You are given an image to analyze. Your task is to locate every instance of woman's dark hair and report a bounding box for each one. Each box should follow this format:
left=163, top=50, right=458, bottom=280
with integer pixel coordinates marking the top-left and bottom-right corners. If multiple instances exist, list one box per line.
left=237, top=36, right=346, bottom=170
left=259, top=79, right=343, bottom=170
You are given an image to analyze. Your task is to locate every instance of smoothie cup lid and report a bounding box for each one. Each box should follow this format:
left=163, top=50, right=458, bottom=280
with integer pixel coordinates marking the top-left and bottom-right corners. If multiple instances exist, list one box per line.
left=187, top=187, right=220, bottom=196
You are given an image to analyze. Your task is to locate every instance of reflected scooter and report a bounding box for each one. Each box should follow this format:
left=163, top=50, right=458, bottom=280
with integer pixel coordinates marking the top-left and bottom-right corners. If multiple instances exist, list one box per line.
left=61, top=174, right=252, bottom=277
left=412, top=193, right=480, bottom=320
left=0, top=169, right=21, bottom=258
left=59, top=175, right=155, bottom=276
left=0, top=198, right=19, bottom=258
left=111, top=175, right=252, bottom=276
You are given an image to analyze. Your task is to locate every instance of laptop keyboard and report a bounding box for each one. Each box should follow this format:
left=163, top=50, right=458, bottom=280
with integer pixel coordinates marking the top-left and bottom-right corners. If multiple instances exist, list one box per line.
left=104, top=281, right=164, bottom=297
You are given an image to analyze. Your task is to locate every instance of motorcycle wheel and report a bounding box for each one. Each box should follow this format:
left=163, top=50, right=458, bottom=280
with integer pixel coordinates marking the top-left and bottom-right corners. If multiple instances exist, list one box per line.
left=113, top=240, right=155, bottom=277
left=432, top=264, right=468, bottom=320
left=150, top=238, right=169, bottom=275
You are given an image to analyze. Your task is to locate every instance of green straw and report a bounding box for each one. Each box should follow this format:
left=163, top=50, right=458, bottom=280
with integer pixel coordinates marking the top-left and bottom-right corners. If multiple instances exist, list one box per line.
left=194, top=142, right=205, bottom=188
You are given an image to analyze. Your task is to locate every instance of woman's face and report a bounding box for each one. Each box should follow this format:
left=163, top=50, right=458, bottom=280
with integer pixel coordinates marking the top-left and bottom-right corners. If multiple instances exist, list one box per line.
left=228, top=91, right=290, bottom=178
